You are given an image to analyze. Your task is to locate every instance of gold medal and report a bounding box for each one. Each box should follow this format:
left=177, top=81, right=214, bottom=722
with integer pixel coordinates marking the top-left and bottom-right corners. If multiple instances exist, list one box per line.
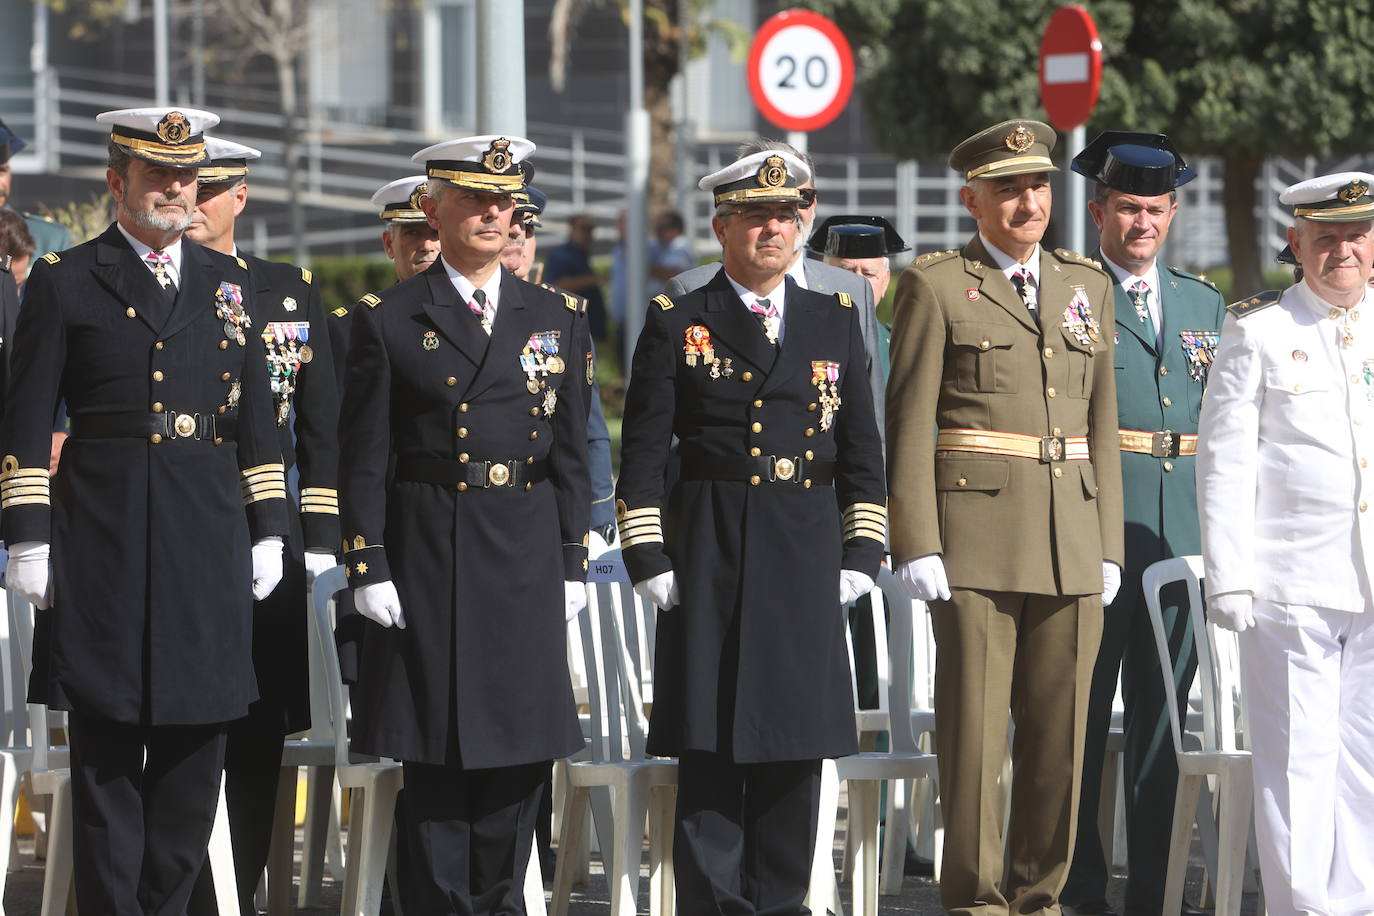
left=299, top=345, right=313, bottom=363
left=527, top=378, right=541, bottom=394
left=547, top=355, right=565, bottom=374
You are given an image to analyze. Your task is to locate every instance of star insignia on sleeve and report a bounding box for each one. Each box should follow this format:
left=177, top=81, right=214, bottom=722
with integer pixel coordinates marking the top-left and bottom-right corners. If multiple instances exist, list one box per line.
left=355, top=562, right=368, bottom=575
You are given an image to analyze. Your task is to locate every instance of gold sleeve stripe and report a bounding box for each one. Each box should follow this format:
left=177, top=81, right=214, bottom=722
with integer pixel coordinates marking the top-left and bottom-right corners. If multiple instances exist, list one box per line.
left=616, top=507, right=661, bottom=522
left=2, top=495, right=50, bottom=507
left=301, top=487, right=338, bottom=499
left=1, top=485, right=51, bottom=498
left=242, top=478, right=288, bottom=495
left=844, top=519, right=887, bottom=535
left=1, top=464, right=51, bottom=508
left=241, top=463, right=286, bottom=479
left=620, top=532, right=666, bottom=549
left=1, top=468, right=51, bottom=480
left=617, top=521, right=662, bottom=538
left=843, top=502, right=888, bottom=517
left=243, top=489, right=288, bottom=504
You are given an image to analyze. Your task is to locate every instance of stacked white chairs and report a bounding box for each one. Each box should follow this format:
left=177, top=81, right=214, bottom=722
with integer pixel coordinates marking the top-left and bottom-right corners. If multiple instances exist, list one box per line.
left=551, top=559, right=677, bottom=916
left=1142, top=555, right=1253, bottom=916
left=810, top=568, right=939, bottom=916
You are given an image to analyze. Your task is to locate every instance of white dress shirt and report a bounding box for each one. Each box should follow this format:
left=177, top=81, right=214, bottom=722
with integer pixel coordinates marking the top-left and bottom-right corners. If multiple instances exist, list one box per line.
left=979, top=233, right=1042, bottom=310
left=1198, top=280, right=1374, bottom=612
left=724, top=271, right=788, bottom=345
left=442, top=256, right=503, bottom=330
left=117, top=222, right=183, bottom=289
left=1102, top=254, right=1163, bottom=348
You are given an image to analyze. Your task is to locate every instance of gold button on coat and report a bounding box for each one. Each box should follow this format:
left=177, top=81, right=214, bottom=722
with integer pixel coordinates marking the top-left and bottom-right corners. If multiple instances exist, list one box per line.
left=1053, top=467, right=1063, bottom=478
left=1163, top=461, right=1174, bottom=472
left=1043, top=347, right=1054, bottom=358
left=1046, top=387, right=1056, bottom=398
left=1162, top=396, right=1172, bottom=406
left=457, top=427, right=468, bottom=438
left=741, top=371, right=753, bottom=382
left=749, top=475, right=761, bottom=486
left=446, top=377, right=457, bottom=387
left=152, top=370, right=164, bottom=381
left=751, top=422, right=762, bottom=433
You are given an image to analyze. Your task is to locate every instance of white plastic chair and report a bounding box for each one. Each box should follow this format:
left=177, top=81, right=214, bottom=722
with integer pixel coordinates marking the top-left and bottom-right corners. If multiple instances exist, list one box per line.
left=810, top=569, right=940, bottom=916
left=1142, top=555, right=1253, bottom=916
left=550, top=567, right=677, bottom=916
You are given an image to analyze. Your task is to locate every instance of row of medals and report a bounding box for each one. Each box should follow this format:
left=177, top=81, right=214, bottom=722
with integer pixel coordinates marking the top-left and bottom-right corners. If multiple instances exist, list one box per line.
left=264, top=322, right=313, bottom=426
left=521, top=332, right=562, bottom=417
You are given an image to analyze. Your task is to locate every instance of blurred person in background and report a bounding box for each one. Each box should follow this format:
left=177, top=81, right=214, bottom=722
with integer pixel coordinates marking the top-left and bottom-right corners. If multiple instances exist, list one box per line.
left=0, top=119, right=72, bottom=258
left=545, top=212, right=606, bottom=340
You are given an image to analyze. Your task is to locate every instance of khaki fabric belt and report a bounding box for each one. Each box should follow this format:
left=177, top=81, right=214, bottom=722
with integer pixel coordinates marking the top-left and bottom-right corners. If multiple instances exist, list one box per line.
left=1118, top=429, right=1197, bottom=458
left=935, top=428, right=1090, bottom=462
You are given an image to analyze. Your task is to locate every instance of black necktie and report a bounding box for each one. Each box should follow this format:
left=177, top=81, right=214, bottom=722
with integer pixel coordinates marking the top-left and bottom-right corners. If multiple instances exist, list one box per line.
left=748, top=297, right=780, bottom=346
left=469, top=288, right=492, bottom=335
left=1011, top=269, right=1037, bottom=323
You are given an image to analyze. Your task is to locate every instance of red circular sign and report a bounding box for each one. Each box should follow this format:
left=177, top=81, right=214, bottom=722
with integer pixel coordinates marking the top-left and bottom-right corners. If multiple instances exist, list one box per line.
left=1038, top=5, right=1102, bottom=131
left=747, top=9, right=855, bottom=133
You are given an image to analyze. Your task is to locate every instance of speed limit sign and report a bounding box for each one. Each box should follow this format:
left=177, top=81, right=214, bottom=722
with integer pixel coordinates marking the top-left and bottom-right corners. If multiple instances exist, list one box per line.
left=747, top=9, right=855, bottom=133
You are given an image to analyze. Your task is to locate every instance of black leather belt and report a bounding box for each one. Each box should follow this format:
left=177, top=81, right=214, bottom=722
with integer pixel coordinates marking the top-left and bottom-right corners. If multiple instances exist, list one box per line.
left=395, top=456, right=548, bottom=490
left=70, top=411, right=237, bottom=442
left=680, top=454, right=836, bottom=486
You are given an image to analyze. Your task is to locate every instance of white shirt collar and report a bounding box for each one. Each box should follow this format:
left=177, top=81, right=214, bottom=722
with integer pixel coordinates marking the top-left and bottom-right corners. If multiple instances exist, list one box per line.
left=724, top=271, right=787, bottom=315
left=117, top=221, right=183, bottom=285
left=1100, top=253, right=1160, bottom=300
left=441, top=256, right=503, bottom=313
left=786, top=254, right=809, bottom=290
left=979, top=233, right=1041, bottom=287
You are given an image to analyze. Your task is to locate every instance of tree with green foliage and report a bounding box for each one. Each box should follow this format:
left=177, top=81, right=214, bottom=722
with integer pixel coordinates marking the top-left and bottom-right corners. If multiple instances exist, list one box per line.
left=803, top=0, right=1374, bottom=294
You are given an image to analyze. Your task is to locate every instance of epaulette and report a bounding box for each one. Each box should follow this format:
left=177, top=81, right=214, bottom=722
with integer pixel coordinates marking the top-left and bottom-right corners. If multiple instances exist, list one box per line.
left=24, top=212, right=56, bottom=224
left=1226, top=289, right=1281, bottom=318
left=912, top=249, right=958, bottom=268
left=0, top=255, right=10, bottom=272
left=1054, top=248, right=1105, bottom=271
left=42, top=252, right=60, bottom=265
left=1167, top=265, right=1218, bottom=290
left=235, top=256, right=248, bottom=270
left=652, top=293, right=674, bottom=311
left=562, top=292, right=582, bottom=313
left=330, top=304, right=351, bottom=319
left=836, top=291, right=853, bottom=308
left=359, top=292, right=382, bottom=309
left=301, top=267, right=313, bottom=284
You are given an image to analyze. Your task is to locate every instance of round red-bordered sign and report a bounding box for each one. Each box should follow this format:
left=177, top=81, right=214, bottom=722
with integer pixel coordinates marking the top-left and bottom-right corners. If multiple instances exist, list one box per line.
left=747, top=9, right=855, bottom=133
left=1038, top=5, right=1103, bottom=131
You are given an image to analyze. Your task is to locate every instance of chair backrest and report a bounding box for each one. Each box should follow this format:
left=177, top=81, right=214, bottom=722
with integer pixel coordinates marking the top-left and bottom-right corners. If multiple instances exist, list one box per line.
left=299, top=572, right=340, bottom=748
left=577, top=552, right=657, bottom=763
left=2, top=587, right=36, bottom=751
left=1141, top=555, right=1246, bottom=755
left=308, top=566, right=354, bottom=770
left=848, top=569, right=923, bottom=754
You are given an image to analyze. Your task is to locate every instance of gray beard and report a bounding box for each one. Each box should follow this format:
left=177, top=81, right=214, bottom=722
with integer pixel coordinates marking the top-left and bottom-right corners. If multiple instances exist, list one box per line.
left=128, top=203, right=192, bottom=233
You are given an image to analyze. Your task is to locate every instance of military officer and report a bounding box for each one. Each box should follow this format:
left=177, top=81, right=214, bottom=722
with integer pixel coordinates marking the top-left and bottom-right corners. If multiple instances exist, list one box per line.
left=617, top=149, right=885, bottom=914
left=178, top=136, right=340, bottom=916
left=1057, top=132, right=1225, bottom=916
left=887, top=119, right=1123, bottom=915
left=0, top=119, right=73, bottom=258
left=338, top=135, right=590, bottom=914
left=809, top=213, right=910, bottom=306
left=0, top=107, right=287, bottom=916
left=1199, top=173, right=1374, bottom=916
left=328, top=175, right=440, bottom=390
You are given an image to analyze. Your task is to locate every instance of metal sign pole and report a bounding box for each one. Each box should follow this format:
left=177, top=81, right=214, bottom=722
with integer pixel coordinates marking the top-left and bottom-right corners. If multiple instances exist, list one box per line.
left=1068, top=124, right=1086, bottom=253
left=623, top=0, right=650, bottom=375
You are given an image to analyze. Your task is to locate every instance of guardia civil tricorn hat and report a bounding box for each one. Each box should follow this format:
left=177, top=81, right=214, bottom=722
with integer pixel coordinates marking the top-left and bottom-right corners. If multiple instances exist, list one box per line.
left=1071, top=130, right=1196, bottom=196
left=97, top=107, right=219, bottom=167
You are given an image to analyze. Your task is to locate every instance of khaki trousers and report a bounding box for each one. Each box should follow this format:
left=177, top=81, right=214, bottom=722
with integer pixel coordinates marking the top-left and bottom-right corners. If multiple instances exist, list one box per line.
left=930, top=588, right=1101, bottom=916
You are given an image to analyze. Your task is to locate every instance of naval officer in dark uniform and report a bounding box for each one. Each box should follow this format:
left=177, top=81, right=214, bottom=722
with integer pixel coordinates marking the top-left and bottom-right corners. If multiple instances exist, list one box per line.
left=181, top=136, right=341, bottom=916
left=338, top=134, right=590, bottom=914
left=0, top=106, right=288, bottom=916
left=616, top=150, right=886, bottom=915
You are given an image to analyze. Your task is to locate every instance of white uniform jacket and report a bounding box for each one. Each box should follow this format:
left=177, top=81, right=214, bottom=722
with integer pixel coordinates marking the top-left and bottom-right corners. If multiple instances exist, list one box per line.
left=1198, top=281, right=1374, bottom=613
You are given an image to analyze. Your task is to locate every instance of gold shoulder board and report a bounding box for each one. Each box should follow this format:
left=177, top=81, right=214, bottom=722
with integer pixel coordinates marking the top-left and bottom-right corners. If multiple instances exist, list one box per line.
left=836, top=291, right=853, bottom=308
left=1055, top=248, right=1105, bottom=271
left=301, top=267, right=313, bottom=284
left=331, top=305, right=350, bottom=318
left=360, top=293, right=382, bottom=309
left=562, top=292, right=581, bottom=312
left=653, top=294, right=674, bottom=311
left=0, top=254, right=10, bottom=272
left=1169, top=266, right=1217, bottom=289
left=235, top=256, right=248, bottom=270
left=42, top=252, right=60, bottom=265
left=913, top=249, right=957, bottom=268
left=1226, top=289, right=1281, bottom=318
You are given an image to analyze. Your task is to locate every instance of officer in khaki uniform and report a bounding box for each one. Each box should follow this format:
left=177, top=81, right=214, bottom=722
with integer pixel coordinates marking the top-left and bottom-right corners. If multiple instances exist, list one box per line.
left=886, top=119, right=1124, bottom=915
left=1061, top=133, right=1225, bottom=916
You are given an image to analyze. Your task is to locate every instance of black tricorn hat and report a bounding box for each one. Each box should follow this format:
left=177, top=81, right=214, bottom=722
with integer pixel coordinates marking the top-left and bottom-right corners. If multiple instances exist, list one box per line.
left=1071, top=130, right=1196, bottom=196
left=807, top=214, right=910, bottom=258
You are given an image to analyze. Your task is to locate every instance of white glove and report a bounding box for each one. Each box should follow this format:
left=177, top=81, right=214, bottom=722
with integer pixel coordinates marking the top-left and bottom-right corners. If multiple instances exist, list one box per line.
left=839, top=569, right=875, bottom=605
left=1102, top=561, right=1122, bottom=606
left=565, top=580, right=588, bottom=621
left=633, top=570, right=680, bottom=610
left=304, top=550, right=337, bottom=586
left=355, top=580, right=407, bottom=629
left=6, top=541, right=53, bottom=610
left=895, top=554, right=951, bottom=602
left=1207, top=591, right=1255, bottom=633
left=251, top=537, right=285, bottom=600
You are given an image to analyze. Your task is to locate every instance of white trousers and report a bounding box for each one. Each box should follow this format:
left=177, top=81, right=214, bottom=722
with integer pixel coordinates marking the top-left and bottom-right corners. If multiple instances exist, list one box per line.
left=1240, top=600, right=1374, bottom=916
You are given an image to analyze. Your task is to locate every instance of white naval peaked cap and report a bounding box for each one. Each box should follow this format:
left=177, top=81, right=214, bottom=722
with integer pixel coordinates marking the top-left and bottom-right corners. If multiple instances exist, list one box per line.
left=698, top=150, right=812, bottom=206
left=370, top=175, right=431, bottom=223
left=1279, top=171, right=1374, bottom=221
left=411, top=135, right=536, bottom=193
left=97, top=107, right=220, bottom=166
left=198, top=136, right=262, bottom=183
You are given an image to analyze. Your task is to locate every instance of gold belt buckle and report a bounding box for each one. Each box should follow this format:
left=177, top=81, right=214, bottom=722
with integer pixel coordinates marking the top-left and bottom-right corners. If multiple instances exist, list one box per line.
left=1040, top=435, right=1066, bottom=462
left=487, top=461, right=511, bottom=487
left=173, top=413, right=197, bottom=439
left=1151, top=430, right=1177, bottom=458
left=773, top=456, right=796, bottom=481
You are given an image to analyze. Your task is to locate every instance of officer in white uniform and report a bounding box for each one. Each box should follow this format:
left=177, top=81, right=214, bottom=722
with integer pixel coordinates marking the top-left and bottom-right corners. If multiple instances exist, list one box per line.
left=1198, top=171, right=1374, bottom=916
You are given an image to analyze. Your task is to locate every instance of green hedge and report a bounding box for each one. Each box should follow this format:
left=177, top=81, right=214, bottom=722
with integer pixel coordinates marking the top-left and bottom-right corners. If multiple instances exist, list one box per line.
left=307, top=256, right=399, bottom=310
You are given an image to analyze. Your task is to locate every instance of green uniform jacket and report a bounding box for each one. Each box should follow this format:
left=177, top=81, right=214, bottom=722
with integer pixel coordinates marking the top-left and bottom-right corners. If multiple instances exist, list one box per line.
left=21, top=210, right=71, bottom=259
left=887, top=236, right=1124, bottom=596
left=1106, top=258, right=1225, bottom=572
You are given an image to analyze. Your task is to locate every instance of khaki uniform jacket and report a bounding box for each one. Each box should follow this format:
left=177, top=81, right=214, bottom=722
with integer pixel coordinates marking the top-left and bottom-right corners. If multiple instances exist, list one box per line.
left=887, top=236, right=1124, bottom=596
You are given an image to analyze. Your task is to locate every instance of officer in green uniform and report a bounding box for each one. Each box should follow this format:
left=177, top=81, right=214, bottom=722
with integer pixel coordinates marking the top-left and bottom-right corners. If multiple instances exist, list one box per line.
left=0, top=120, right=72, bottom=258
left=1059, top=132, right=1225, bottom=916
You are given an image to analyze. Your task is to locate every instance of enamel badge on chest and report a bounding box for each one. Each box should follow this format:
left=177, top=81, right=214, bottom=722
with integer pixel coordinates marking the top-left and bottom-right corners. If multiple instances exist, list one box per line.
left=1178, top=329, right=1219, bottom=383
left=811, top=360, right=842, bottom=431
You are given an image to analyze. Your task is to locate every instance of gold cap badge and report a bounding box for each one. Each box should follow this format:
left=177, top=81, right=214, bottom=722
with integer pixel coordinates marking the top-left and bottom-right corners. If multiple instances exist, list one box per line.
left=1005, top=125, right=1034, bottom=153
left=408, top=182, right=429, bottom=209
left=756, top=155, right=788, bottom=190
left=1340, top=179, right=1369, bottom=204
left=156, top=111, right=191, bottom=145
left=482, top=138, right=514, bottom=174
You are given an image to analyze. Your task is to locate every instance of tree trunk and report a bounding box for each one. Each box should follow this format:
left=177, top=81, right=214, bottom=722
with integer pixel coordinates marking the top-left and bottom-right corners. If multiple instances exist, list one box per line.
left=645, top=80, right=675, bottom=217
left=276, top=53, right=308, bottom=266
left=1223, top=153, right=1265, bottom=297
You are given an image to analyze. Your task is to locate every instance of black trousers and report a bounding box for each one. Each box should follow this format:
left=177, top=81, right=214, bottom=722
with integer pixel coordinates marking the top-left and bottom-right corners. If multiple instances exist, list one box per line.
left=674, top=751, right=822, bottom=916
left=1061, top=575, right=1198, bottom=914
left=68, top=710, right=228, bottom=916
left=186, top=703, right=288, bottom=915
left=400, top=759, right=548, bottom=916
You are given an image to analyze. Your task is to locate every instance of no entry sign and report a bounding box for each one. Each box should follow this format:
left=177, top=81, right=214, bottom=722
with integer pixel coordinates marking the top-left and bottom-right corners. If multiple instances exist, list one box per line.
left=1039, top=5, right=1102, bottom=131
left=748, top=9, right=855, bottom=133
